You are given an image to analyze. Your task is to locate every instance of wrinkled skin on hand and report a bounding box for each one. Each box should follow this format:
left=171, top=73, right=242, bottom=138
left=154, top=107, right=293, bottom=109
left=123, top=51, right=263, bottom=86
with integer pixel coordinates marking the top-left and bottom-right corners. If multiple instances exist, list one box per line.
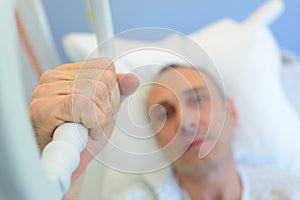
left=29, top=58, right=139, bottom=179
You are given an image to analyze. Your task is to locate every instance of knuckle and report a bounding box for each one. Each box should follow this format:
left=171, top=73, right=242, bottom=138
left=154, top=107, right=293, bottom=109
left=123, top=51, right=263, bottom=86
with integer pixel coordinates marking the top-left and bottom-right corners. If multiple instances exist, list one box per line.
left=29, top=99, right=44, bottom=123
left=29, top=99, right=40, bottom=120
left=66, top=81, right=74, bottom=93
left=74, top=79, right=93, bottom=92
left=101, top=70, right=117, bottom=89
left=96, top=82, right=109, bottom=101
left=55, top=63, right=74, bottom=70
left=39, top=70, right=56, bottom=84
left=99, top=57, right=115, bottom=71
left=31, top=86, right=41, bottom=100
left=38, top=83, right=51, bottom=93
left=98, top=112, right=112, bottom=128
left=99, top=57, right=113, bottom=65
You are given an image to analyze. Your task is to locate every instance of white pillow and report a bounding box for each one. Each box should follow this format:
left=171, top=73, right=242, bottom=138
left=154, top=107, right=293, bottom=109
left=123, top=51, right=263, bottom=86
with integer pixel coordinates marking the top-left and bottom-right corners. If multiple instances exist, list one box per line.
left=282, top=60, right=300, bottom=116
left=189, top=0, right=300, bottom=174
left=64, top=0, right=300, bottom=179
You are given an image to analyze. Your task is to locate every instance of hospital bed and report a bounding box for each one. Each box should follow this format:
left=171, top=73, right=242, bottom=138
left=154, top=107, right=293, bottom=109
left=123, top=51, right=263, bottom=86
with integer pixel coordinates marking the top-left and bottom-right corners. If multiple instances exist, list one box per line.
left=63, top=1, right=300, bottom=199
left=1, top=0, right=300, bottom=199
left=0, top=1, right=61, bottom=199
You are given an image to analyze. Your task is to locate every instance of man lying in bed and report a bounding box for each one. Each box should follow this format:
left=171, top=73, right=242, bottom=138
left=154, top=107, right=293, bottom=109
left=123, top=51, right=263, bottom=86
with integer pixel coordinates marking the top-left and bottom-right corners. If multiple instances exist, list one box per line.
left=129, top=64, right=300, bottom=200
left=30, top=58, right=300, bottom=199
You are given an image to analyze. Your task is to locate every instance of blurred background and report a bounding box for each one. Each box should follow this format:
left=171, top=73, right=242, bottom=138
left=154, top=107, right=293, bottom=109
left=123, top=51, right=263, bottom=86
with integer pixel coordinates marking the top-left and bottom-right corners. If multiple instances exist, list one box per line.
left=1, top=1, right=299, bottom=199
left=42, top=0, right=300, bottom=63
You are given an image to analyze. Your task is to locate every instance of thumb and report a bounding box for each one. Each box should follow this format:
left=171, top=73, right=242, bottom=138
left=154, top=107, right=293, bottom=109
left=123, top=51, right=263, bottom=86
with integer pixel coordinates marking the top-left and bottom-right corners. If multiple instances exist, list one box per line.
left=117, top=73, right=140, bottom=101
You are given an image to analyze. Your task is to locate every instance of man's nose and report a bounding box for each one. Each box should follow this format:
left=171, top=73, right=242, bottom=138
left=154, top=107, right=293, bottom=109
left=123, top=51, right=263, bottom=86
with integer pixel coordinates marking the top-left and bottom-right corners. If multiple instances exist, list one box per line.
left=179, top=108, right=199, bottom=135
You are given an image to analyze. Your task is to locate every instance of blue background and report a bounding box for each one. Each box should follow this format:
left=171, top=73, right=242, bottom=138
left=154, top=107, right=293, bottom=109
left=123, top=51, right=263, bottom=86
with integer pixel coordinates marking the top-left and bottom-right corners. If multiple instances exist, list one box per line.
left=42, top=0, right=300, bottom=63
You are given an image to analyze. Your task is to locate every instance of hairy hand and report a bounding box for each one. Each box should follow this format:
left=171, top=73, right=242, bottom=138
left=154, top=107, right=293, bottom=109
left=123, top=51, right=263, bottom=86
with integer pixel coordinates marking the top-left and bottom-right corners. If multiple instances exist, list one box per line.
left=29, top=58, right=139, bottom=179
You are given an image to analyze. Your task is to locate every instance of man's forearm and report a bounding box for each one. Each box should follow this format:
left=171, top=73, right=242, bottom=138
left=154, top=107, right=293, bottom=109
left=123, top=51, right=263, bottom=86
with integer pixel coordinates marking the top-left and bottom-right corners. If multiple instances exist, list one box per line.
left=63, top=171, right=86, bottom=200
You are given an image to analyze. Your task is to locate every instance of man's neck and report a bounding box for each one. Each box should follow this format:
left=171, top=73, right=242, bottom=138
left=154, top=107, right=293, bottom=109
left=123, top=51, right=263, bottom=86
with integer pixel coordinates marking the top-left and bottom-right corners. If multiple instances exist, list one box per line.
left=175, top=159, right=242, bottom=200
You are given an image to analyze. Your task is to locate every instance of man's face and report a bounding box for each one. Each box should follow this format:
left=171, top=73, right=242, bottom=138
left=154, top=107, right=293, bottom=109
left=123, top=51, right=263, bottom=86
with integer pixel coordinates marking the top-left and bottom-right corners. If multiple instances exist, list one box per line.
left=146, top=67, right=237, bottom=172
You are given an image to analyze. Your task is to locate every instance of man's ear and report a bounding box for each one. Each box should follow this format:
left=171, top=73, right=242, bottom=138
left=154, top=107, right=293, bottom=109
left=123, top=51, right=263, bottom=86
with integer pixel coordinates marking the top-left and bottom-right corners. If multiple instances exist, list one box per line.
left=226, top=98, right=238, bottom=127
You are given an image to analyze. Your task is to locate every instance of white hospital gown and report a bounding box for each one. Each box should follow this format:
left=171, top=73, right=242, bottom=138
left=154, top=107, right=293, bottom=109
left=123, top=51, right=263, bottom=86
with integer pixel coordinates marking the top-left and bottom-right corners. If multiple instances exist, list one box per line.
left=114, top=166, right=300, bottom=200
left=239, top=166, right=300, bottom=200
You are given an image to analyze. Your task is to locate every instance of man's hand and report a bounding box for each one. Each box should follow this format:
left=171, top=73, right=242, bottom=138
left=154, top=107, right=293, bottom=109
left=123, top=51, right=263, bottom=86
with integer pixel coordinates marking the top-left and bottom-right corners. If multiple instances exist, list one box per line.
left=29, top=58, right=139, bottom=180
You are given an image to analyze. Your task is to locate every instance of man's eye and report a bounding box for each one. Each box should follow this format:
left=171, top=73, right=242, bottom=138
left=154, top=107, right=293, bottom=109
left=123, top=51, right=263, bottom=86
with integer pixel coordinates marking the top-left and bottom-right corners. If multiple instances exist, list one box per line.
left=159, top=108, right=174, bottom=120
left=195, top=96, right=204, bottom=103
left=191, top=96, right=204, bottom=104
left=158, top=113, right=167, bottom=120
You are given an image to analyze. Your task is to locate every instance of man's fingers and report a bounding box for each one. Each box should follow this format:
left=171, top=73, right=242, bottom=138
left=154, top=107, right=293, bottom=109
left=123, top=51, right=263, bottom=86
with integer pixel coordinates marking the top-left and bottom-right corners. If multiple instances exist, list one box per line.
left=117, top=73, right=140, bottom=101
left=30, top=93, right=114, bottom=149
left=32, top=58, right=139, bottom=153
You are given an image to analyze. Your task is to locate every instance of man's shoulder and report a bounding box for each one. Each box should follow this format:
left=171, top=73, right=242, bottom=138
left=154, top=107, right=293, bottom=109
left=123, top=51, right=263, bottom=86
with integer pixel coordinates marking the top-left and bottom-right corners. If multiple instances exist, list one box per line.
left=239, top=165, right=300, bottom=199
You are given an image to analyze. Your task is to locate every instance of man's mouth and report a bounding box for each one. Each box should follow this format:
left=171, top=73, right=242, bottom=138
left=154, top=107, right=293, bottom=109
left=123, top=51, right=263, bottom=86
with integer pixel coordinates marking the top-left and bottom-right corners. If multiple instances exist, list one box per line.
left=187, top=138, right=205, bottom=152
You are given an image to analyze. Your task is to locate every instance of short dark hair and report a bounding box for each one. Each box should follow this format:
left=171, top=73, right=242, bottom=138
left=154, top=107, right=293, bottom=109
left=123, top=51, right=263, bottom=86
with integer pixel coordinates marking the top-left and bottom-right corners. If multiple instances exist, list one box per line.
left=159, top=64, right=225, bottom=98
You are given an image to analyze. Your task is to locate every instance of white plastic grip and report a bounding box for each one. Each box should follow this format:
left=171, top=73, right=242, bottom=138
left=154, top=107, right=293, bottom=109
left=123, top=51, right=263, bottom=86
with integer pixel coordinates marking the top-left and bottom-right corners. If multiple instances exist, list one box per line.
left=41, top=123, right=89, bottom=194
